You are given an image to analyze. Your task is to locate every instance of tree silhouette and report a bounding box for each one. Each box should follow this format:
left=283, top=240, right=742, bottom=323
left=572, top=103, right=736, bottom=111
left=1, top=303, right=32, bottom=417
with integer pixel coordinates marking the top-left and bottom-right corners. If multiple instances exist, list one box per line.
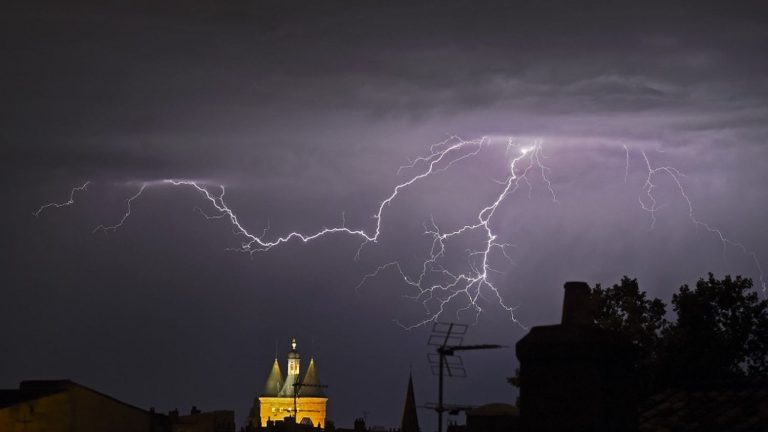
left=592, top=276, right=667, bottom=394
left=592, top=273, right=768, bottom=392
left=658, top=273, right=768, bottom=387
left=511, top=274, right=768, bottom=394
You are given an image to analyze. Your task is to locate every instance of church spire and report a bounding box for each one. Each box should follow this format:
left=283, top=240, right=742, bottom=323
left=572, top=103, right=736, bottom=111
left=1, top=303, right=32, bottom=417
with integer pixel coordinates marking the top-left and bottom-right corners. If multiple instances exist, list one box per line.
left=401, top=373, right=420, bottom=432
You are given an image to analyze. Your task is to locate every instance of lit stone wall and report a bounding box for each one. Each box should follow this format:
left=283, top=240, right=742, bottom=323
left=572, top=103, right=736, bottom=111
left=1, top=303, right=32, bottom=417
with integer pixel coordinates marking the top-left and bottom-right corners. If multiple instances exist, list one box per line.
left=258, top=396, right=327, bottom=428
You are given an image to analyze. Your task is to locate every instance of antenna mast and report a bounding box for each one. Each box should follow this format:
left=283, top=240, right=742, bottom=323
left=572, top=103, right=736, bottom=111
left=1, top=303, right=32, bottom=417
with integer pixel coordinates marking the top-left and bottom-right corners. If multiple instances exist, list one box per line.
left=427, top=322, right=504, bottom=432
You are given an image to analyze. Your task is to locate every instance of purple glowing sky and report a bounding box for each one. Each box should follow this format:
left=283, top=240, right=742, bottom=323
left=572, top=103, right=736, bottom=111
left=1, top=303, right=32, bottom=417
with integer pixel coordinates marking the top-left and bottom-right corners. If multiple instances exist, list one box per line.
left=2, top=1, right=767, bottom=429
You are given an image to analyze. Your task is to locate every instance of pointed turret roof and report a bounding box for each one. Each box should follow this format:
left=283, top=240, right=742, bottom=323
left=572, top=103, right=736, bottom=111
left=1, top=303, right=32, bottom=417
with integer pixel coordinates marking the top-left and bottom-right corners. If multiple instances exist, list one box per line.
left=299, top=358, right=325, bottom=397
left=401, top=373, right=420, bottom=432
left=262, top=358, right=283, bottom=397
left=278, top=373, right=298, bottom=397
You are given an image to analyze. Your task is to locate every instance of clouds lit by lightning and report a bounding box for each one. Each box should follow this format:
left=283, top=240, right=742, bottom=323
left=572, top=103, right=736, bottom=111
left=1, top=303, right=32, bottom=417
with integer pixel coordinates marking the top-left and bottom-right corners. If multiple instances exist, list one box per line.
left=623, top=144, right=630, bottom=184
left=33, top=181, right=90, bottom=217
left=189, top=137, right=554, bottom=328
left=636, top=149, right=766, bottom=292
left=34, top=137, right=767, bottom=327
left=59, top=137, right=556, bottom=327
left=358, top=137, right=557, bottom=329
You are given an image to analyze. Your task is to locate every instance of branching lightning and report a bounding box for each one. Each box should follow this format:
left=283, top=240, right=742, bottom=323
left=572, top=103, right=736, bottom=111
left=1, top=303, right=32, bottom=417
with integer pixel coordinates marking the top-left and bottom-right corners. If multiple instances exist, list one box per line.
left=34, top=137, right=767, bottom=327
left=354, top=137, right=557, bottom=328
left=79, top=136, right=557, bottom=327
left=92, top=183, right=148, bottom=234
left=33, top=181, right=90, bottom=217
left=637, top=149, right=766, bottom=291
left=159, top=138, right=557, bottom=328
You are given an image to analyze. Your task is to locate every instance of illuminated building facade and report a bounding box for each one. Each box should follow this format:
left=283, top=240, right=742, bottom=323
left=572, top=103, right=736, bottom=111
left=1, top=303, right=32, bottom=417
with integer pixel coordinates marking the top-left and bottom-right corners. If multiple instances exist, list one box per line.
left=251, top=338, right=327, bottom=429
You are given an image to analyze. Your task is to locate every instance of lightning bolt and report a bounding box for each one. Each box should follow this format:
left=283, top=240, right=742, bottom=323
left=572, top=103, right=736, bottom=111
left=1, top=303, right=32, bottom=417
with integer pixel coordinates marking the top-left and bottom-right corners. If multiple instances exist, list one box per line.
left=33, top=181, right=90, bottom=217
left=637, top=149, right=766, bottom=291
left=374, top=137, right=557, bottom=329
left=34, top=137, right=766, bottom=327
left=96, top=136, right=556, bottom=328
left=623, top=144, right=630, bottom=184
left=164, top=137, right=503, bottom=253
left=92, top=184, right=148, bottom=234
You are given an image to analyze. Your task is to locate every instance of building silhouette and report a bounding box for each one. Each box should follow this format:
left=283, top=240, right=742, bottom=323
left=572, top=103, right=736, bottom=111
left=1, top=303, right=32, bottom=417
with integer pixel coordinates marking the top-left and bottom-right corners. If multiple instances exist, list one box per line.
left=516, top=281, right=636, bottom=431
left=0, top=380, right=234, bottom=432
left=249, top=338, right=327, bottom=429
left=514, top=281, right=768, bottom=431
left=9, top=282, right=767, bottom=432
left=446, top=403, right=519, bottom=432
left=400, top=374, right=419, bottom=432
left=329, top=373, right=419, bottom=432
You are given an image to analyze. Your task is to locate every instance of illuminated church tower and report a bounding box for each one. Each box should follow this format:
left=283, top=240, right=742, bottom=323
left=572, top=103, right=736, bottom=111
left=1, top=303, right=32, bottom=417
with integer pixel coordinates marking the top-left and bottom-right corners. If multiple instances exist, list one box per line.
left=252, top=338, right=328, bottom=429
left=279, top=338, right=301, bottom=397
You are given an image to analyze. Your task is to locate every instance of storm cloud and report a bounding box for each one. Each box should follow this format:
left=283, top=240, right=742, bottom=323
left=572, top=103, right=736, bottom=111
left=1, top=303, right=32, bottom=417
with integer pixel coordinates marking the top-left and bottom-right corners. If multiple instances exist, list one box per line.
left=2, top=1, right=767, bottom=429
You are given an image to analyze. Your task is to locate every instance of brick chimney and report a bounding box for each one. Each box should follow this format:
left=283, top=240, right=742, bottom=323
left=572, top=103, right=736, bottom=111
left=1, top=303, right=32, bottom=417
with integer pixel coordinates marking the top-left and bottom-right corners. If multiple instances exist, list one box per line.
left=516, top=281, right=636, bottom=432
left=561, top=281, right=592, bottom=326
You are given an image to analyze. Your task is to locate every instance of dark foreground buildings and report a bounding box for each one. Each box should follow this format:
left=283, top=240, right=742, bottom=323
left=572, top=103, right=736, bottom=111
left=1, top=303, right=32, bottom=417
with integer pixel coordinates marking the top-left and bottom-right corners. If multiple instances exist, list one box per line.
left=445, top=281, right=768, bottom=432
left=4, top=281, right=768, bottom=431
left=516, top=281, right=637, bottom=431
left=0, top=380, right=234, bottom=432
left=515, top=281, right=768, bottom=432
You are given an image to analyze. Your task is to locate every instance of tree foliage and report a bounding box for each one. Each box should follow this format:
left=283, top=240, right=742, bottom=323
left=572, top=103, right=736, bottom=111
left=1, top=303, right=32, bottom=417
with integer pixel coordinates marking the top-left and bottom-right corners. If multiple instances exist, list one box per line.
left=592, top=276, right=667, bottom=392
left=593, top=277, right=667, bottom=360
left=592, top=273, right=768, bottom=391
left=660, top=273, right=768, bottom=386
left=510, top=274, right=768, bottom=393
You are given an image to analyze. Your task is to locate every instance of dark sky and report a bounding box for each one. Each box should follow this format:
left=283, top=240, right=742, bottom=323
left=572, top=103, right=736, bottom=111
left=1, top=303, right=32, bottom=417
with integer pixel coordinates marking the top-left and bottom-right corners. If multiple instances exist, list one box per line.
left=2, top=1, right=768, bottom=429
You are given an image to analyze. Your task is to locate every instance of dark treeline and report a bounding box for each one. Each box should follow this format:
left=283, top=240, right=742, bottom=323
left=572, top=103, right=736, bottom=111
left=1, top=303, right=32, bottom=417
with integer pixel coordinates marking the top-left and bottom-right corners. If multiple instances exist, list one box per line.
left=509, top=273, right=768, bottom=395
left=592, top=273, right=768, bottom=395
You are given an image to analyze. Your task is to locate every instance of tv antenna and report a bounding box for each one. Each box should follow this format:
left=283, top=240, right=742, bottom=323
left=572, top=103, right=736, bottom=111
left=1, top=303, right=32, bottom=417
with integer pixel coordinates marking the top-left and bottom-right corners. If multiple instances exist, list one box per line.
left=427, top=322, right=504, bottom=432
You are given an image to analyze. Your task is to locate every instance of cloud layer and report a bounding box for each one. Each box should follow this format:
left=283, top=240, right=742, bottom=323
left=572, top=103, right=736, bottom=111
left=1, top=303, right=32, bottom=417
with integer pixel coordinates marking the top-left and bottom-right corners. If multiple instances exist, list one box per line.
left=2, top=1, right=767, bottom=429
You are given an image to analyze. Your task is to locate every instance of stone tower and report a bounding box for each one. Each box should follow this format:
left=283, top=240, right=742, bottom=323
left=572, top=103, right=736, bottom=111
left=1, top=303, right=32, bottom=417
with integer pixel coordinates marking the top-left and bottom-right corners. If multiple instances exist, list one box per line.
left=278, top=338, right=301, bottom=397
left=256, top=338, right=328, bottom=428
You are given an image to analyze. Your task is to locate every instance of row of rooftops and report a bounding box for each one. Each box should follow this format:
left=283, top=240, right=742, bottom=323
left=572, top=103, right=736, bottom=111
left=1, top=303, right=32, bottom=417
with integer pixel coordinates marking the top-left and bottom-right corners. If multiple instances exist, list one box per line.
left=0, top=379, right=236, bottom=431
left=0, top=380, right=149, bottom=413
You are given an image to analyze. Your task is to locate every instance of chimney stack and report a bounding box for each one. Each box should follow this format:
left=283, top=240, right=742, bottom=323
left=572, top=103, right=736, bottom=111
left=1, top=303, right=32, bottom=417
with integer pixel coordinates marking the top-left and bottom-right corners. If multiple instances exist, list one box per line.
left=516, top=281, right=637, bottom=431
left=561, top=281, right=592, bottom=326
